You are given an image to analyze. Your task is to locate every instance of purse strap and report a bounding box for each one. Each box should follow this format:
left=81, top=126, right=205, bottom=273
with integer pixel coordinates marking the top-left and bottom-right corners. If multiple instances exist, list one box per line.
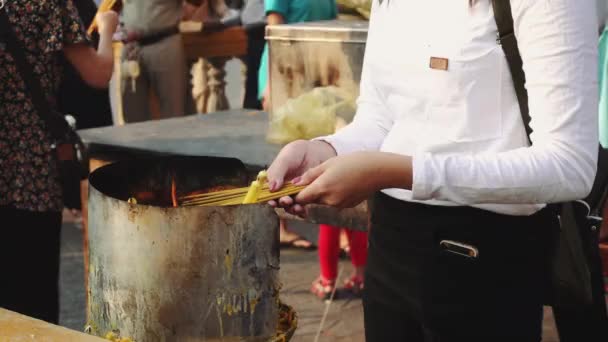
left=491, top=0, right=532, bottom=143
left=0, top=8, right=71, bottom=141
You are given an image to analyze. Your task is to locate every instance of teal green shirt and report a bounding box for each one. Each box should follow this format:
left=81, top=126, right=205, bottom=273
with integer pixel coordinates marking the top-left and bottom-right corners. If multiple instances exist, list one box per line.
left=258, top=0, right=338, bottom=99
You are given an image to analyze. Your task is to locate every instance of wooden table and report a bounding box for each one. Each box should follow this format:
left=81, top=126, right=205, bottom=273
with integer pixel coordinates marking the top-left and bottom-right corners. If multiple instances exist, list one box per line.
left=0, top=309, right=104, bottom=341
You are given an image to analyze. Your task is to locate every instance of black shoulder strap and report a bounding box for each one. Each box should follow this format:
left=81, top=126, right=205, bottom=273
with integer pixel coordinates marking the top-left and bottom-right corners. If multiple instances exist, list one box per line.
left=491, top=0, right=532, bottom=142
left=0, top=9, right=70, bottom=140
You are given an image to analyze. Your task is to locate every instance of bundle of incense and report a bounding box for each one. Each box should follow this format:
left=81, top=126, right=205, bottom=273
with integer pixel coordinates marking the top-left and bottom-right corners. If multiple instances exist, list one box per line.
left=88, top=0, right=122, bottom=35
left=179, top=171, right=305, bottom=207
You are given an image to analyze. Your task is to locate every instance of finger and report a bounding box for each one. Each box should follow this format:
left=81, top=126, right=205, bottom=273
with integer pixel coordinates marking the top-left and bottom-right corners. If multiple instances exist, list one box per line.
left=267, top=152, right=293, bottom=191
left=292, top=204, right=306, bottom=216
left=285, top=205, right=307, bottom=218
left=268, top=200, right=277, bottom=207
left=295, top=164, right=324, bottom=186
left=294, top=180, right=323, bottom=205
left=278, top=196, right=294, bottom=207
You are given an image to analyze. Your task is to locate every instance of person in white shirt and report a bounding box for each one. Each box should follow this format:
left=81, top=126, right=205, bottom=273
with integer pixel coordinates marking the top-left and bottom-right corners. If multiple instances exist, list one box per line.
left=267, top=0, right=599, bottom=340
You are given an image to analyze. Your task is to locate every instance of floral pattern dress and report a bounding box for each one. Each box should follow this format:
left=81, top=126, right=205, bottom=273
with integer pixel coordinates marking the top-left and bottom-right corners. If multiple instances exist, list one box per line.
left=0, top=0, right=88, bottom=212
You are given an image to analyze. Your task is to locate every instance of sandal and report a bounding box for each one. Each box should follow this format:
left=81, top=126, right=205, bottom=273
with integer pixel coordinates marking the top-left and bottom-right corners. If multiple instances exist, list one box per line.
left=343, top=275, right=364, bottom=297
left=279, top=237, right=317, bottom=250
left=310, top=276, right=336, bottom=300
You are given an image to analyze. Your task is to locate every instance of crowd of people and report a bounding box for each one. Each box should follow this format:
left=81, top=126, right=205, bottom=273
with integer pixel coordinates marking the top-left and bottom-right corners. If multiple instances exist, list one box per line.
left=1, top=0, right=608, bottom=340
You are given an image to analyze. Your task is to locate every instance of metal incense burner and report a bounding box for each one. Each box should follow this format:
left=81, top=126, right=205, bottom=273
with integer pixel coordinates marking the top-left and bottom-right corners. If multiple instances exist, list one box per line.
left=86, top=156, right=291, bottom=341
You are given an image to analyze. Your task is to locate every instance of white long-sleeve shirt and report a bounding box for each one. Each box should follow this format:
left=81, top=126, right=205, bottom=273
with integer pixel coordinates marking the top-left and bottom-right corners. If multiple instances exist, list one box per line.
left=322, top=0, right=599, bottom=216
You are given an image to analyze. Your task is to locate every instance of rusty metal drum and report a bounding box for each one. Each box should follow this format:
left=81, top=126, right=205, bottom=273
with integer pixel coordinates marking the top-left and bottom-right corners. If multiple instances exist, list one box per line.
left=86, top=156, right=280, bottom=341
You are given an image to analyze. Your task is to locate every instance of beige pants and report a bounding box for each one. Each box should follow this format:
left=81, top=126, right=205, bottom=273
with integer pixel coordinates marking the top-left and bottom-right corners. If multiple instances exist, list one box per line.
left=115, top=34, right=194, bottom=123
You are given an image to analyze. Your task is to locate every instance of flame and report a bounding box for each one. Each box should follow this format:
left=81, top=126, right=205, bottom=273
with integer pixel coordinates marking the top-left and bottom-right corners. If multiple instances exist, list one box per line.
left=171, top=176, right=178, bottom=208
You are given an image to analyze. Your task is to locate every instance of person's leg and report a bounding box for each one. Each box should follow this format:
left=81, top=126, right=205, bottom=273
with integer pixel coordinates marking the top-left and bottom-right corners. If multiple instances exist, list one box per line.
left=363, top=294, right=425, bottom=342
left=364, top=193, right=548, bottom=342
left=243, top=25, right=265, bottom=110
left=343, top=228, right=367, bottom=294
left=318, top=224, right=341, bottom=280
left=0, top=207, right=62, bottom=323
left=420, top=209, right=551, bottom=341
left=146, top=35, right=189, bottom=119
left=363, top=199, right=426, bottom=341
left=346, top=229, right=367, bottom=276
left=311, top=224, right=340, bottom=299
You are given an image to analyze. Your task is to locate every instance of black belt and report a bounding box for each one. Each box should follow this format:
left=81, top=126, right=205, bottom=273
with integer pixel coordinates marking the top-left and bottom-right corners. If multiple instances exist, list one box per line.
left=125, top=26, right=179, bottom=46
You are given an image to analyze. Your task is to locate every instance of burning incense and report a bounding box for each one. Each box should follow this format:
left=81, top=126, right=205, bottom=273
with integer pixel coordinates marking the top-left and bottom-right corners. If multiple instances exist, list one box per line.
left=171, top=176, right=178, bottom=208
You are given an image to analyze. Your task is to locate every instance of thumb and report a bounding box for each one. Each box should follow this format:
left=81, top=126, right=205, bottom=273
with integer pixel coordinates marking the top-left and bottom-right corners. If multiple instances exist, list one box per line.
left=293, top=164, right=326, bottom=205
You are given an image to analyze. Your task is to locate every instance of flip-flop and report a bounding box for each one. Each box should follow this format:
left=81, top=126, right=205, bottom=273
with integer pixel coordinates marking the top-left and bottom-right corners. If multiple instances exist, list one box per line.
left=279, top=237, right=317, bottom=250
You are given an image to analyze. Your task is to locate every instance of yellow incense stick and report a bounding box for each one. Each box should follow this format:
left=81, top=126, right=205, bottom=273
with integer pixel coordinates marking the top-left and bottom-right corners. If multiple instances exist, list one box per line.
left=180, top=183, right=304, bottom=207
left=175, top=170, right=304, bottom=207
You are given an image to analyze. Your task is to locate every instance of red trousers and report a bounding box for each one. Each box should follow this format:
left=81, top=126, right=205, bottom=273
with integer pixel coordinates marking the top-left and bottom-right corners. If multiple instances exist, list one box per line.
left=318, top=224, right=368, bottom=280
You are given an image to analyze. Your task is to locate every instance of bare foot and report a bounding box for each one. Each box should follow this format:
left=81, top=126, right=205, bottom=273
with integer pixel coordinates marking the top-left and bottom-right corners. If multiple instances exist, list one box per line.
left=279, top=220, right=314, bottom=249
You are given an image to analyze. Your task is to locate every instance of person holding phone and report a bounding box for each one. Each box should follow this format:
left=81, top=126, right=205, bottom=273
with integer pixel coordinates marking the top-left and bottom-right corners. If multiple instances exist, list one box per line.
left=267, top=0, right=599, bottom=340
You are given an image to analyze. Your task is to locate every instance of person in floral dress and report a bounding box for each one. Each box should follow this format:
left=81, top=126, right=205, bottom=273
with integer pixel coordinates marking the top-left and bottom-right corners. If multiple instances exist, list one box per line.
left=0, top=0, right=117, bottom=323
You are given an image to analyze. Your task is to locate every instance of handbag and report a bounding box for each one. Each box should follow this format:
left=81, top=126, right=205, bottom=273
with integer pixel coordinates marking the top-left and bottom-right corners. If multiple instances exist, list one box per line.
left=0, top=8, right=89, bottom=195
left=491, top=0, right=608, bottom=339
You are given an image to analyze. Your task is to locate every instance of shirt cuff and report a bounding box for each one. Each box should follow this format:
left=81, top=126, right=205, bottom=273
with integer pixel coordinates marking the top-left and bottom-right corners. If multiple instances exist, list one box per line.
left=411, top=152, right=434, bottom=201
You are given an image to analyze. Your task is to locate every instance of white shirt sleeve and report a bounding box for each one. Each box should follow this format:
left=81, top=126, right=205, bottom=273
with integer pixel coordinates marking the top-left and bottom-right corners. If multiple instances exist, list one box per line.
left=412, top=0, right=599, bottom=205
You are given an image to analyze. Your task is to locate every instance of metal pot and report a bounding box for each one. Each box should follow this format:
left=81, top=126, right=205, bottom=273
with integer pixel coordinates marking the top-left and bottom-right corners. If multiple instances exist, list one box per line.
left=87, top=156, right=280, bottom=341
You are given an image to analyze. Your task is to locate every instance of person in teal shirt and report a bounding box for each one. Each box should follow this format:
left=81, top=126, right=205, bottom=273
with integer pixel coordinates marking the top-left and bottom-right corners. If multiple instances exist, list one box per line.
left=258, top=0, right=338, bottom=110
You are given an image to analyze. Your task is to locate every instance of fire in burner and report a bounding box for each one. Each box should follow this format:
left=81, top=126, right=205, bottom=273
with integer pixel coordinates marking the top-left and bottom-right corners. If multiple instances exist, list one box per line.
left=171, top=174, right=178, bottom=207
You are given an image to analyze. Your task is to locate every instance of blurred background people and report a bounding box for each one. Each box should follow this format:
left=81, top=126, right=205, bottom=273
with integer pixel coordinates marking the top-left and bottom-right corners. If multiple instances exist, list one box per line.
left=0, top=0, right=117, bottom=323
left=115, top=0, right=197, bottom=123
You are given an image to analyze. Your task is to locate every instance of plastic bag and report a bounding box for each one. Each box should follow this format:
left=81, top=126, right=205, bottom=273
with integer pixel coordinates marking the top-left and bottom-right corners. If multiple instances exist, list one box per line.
left=266, top=87, right=357, bottom=145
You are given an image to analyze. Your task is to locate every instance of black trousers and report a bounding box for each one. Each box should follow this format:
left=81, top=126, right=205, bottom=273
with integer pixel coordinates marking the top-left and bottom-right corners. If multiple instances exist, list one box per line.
left=243, top=24, right=266, bottom=110
left=363, top=193, right=556, bottom=341
left=0, top=206, right=62, bottom=324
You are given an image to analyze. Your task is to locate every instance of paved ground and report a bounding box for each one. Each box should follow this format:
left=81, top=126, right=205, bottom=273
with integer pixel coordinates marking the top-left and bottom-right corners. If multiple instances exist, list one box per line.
left=58, top=217, right=560, bottom=341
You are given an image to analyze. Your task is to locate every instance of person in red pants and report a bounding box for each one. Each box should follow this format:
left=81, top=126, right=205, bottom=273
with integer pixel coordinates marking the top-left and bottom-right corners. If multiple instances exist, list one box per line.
left=311, top=224, right=368, bottom=300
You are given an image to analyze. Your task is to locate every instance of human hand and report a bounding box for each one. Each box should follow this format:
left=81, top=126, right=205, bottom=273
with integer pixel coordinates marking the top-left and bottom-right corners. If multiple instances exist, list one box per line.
left=267, top=140, right=337, bottom=213
left=96, top=11, right=119, bottom=36
left=284, top=152, right=412, bottom=213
